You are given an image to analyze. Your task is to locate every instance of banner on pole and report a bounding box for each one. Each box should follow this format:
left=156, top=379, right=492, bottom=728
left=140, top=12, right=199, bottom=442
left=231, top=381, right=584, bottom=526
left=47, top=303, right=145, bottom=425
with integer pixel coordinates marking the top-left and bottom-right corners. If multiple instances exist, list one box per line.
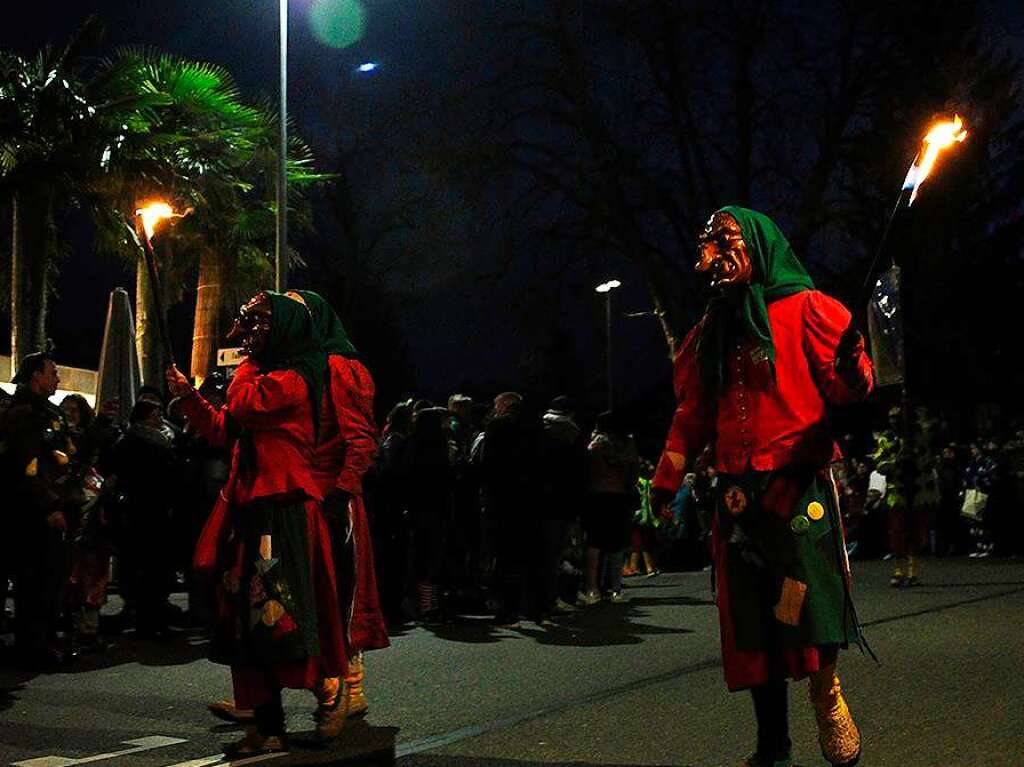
left=867, top=265, right=905, bottom=387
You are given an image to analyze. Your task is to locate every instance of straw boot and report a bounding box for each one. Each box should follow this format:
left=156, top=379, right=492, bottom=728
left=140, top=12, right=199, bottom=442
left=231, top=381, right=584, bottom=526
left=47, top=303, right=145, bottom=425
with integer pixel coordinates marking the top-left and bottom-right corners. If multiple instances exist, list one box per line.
left=905, top=554, right=920, bottom=586
left=345, top=652, right=368, bottom=717
left=889, top=559, right=906, bottom=587
left=807, top=664, right=861, bottom=767
left=314, top=677, right=349, bottom=740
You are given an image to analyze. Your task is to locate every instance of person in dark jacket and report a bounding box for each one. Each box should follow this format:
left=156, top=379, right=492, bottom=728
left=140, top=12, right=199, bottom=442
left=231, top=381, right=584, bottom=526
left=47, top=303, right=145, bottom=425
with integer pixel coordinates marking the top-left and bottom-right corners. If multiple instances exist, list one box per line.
left=108, top=399, right=179, bottom=637
left=1, top=352, right=81, bottom=669
left=581, top=411, right=640, bottom=605
left=400, top=406, right=452, bottom=620
left=367, top=402, right=413, bottom=624
left=481, top=392, right=541, bottom=626
left=537, top=396, right=588, bottom=615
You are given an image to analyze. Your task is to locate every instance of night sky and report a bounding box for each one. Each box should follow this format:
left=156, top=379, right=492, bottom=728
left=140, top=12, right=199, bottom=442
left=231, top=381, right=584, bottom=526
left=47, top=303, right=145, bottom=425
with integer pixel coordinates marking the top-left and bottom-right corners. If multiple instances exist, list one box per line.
left=2, top=1, right=670, bottom=421
left=3, top=1, right=1024, bottom=442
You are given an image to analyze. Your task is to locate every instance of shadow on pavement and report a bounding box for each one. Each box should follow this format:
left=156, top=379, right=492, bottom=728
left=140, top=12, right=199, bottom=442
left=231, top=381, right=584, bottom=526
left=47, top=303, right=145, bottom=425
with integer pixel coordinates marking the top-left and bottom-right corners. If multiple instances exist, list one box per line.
left=418, top=597, right=701, bottom=648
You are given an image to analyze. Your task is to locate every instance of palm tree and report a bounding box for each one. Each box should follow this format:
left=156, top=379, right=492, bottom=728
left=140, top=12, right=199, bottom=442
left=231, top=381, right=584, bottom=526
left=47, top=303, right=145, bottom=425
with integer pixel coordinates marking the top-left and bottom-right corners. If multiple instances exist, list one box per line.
left=0, top=19, right=109, bottom=368
left=89, top=52, right=328, bottom=384
left=86, top=49, right=264, bottom=384
left=182, top=105, right=327, bottom=384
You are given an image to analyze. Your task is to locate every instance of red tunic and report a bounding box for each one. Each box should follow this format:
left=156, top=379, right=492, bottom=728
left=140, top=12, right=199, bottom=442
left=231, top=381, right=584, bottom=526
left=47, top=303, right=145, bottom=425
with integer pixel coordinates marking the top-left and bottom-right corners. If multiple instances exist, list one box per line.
left=312, top=356, right=390, bottom=653
left=181, top=359, right=322, bottom=506
left=652, top=291, right=873, bottom=493
left=653, top=290, right=873, bottom=691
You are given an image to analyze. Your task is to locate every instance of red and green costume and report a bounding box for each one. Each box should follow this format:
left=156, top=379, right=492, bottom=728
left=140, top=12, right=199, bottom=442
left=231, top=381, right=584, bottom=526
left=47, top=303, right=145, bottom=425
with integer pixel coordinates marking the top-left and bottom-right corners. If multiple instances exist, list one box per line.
left=654, top=207, right=872, bottom=689
left=654, top=208, right=871, bottom=766
left=184, top=293, right=347, bottom=714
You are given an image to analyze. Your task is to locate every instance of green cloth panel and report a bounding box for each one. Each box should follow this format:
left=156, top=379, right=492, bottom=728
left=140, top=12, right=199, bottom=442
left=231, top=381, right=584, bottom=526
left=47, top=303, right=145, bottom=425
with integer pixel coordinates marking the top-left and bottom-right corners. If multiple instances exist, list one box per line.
left=719, top=470, right=859, bottom=653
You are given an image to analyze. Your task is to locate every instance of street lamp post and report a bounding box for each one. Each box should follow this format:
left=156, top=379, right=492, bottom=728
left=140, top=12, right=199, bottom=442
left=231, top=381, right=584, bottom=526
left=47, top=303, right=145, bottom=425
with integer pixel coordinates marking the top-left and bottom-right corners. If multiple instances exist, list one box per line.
left=595, top=279, right=622, bottom=410
left=276, top=0, right=288, bottom=292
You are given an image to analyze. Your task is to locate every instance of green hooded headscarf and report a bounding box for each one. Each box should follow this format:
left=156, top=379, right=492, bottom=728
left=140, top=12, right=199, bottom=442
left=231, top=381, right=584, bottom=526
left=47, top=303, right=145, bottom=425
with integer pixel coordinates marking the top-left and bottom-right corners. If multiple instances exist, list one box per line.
left=696, top=206, right=815, bottom=398
left=293, top=290, right=360, bottom=359
left=252, top=291, right=327, bottom=439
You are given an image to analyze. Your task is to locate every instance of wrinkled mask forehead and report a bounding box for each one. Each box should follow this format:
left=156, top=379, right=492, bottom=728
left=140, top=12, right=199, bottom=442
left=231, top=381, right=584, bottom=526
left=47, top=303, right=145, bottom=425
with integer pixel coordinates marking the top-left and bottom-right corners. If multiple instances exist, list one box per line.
left=702, top=211, right=743, bottom=240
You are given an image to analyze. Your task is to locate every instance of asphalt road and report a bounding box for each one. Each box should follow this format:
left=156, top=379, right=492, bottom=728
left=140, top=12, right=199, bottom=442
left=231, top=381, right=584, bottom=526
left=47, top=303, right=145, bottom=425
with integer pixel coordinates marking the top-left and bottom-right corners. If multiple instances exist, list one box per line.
left=2, top=558, right=1023, bottom=767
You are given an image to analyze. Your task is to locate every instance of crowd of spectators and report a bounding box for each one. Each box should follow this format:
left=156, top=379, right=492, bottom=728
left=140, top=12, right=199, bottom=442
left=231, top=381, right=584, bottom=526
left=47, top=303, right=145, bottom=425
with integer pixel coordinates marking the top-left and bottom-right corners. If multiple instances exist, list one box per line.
left=0, top=355, right=232, bottom=669
left=832, top=410, right=1024, bottom=561
left=2, top=354, right=1021, bottom=670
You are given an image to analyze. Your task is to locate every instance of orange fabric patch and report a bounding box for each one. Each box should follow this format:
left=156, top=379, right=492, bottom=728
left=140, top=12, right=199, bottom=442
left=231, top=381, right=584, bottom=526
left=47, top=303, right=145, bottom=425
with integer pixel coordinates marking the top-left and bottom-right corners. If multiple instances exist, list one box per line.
left=666, top=451, right=685, bottom=470
left=259, top=534, right=273, bottom=561
left=262, top=600, right=285, bottom=627
left=774, top=577, right=807, bottom=627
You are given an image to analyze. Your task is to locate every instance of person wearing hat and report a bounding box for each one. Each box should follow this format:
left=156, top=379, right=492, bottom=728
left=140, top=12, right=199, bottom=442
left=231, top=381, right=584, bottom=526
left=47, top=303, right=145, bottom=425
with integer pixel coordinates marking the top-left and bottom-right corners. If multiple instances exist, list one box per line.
left=1, top=351, right=80, bottom=669
left=651, top=208, right=873, bottom=767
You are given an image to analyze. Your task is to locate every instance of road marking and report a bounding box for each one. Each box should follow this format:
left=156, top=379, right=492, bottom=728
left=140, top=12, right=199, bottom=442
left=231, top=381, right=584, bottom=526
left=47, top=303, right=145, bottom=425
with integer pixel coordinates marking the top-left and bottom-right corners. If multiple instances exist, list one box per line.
left=12, top=736, right=187, bottom=767
left=164, top=754, right=287, bottom=767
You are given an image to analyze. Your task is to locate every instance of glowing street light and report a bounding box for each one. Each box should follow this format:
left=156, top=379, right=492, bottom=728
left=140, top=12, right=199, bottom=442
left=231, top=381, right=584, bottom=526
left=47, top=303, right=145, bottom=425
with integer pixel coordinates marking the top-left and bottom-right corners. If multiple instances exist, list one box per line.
left=356, top=61, right=379, bottom=73
left=595, top=279, right=622, bottom=408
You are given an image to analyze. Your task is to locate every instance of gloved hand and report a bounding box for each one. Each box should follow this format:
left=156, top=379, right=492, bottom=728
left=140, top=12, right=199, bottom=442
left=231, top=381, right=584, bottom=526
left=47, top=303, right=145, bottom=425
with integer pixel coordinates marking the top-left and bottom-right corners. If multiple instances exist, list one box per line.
left=835, top=326, right=864, bottom=377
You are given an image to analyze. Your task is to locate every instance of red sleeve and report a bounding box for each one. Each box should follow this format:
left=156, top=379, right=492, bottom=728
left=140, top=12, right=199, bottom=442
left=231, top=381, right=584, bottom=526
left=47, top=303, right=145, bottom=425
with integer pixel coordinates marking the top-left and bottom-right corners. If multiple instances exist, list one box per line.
left=179, top=389, right=232, bottom=449
left=226, top=360, right=306, bottom=428
left=331, top=358, right=379, bottom=496
left=802, top=291, right=874, bottom=404
left=652, top=322, right=714, bottom=493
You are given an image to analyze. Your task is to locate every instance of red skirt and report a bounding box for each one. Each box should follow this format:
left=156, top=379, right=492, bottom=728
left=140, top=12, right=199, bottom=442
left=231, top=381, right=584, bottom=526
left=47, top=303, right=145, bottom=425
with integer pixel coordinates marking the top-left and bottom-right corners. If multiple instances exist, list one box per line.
left=348, top=496, right=390, bottom=652
left=194, top=496, right=347, bottom=708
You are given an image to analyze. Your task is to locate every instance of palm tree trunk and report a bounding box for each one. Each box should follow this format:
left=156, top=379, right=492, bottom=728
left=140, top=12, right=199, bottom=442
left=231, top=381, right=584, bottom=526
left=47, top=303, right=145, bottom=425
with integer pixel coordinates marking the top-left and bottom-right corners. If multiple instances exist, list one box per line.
left=10, top=191, right=52, bottom=372
left=135, top=256, right=163, bottom=387
left=190, top=245, right=231, bottom=385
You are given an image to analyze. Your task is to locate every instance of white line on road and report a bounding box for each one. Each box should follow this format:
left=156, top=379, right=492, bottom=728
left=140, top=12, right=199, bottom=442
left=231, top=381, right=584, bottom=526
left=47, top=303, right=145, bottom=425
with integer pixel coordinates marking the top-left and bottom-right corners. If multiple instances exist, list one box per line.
left=11, top=736, right=188, bottom=767
left=163, top=753, right=287, bottom=767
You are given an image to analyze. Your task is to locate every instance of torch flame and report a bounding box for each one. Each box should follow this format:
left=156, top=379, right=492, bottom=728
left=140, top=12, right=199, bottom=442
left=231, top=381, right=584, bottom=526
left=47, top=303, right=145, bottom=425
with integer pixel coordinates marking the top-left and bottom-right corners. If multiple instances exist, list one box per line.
left=904, top=114, right=968, bottom=206
left=135, top=201, right=178, bottom=240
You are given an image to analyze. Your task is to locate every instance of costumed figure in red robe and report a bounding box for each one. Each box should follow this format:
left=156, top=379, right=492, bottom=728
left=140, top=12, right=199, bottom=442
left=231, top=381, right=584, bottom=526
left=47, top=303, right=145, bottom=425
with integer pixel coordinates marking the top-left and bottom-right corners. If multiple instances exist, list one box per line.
left=166, top=291, right=348, bottom=755
left=651, top=207, right=873, bottom=767
left=297, top=290, right=390, bottom=717
left=205, top=291, right=390, bottom=730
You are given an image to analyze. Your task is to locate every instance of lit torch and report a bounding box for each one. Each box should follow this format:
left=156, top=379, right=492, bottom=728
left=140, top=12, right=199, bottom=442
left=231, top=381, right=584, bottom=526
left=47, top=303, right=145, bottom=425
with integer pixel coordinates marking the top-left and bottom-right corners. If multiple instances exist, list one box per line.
left=903, top=114, right=969, bottom=206
left=857, top=114, right=969, bottom=310
left=134, top=201, right=183, bottom=367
